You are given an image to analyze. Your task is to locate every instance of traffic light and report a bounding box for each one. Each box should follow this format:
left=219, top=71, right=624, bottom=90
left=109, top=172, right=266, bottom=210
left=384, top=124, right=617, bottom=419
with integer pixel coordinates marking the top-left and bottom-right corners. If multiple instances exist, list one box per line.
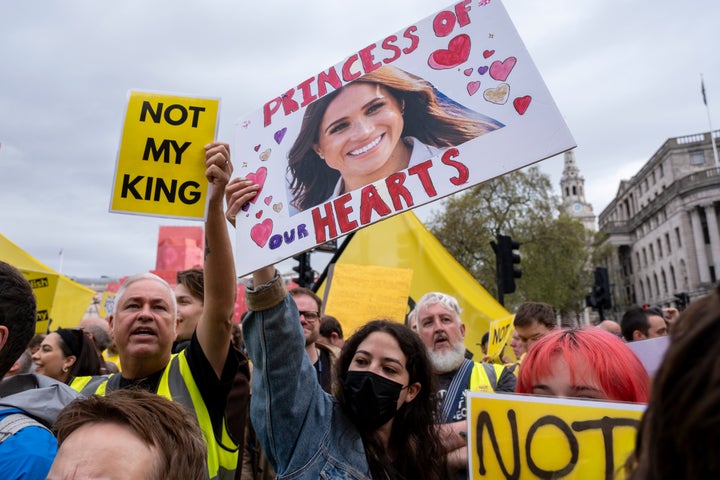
left=292, top=252, right=315, bottom=288
left=491, top=234, right=522, bottom=296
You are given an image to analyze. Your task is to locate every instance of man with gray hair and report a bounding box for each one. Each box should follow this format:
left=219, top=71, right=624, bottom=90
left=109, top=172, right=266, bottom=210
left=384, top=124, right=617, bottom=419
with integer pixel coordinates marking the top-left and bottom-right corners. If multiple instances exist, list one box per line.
left=415, top=292, right=516, bottom=479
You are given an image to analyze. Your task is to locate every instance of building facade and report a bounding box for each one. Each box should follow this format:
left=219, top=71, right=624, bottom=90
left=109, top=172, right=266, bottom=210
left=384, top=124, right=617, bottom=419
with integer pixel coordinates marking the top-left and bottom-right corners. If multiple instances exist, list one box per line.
left=598, top=130, right=720, bottom=316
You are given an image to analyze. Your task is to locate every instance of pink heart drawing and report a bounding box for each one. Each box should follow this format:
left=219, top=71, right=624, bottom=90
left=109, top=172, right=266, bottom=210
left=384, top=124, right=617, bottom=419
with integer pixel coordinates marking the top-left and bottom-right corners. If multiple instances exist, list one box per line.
left=463, top=68, right=474, bottom=76
left=255, top=210, right=263, bottom=219
left=274, top=127, right=287, bottom=144
left=263, top=195, right=273, bottom=206
left=427, top=34, right=472, bottom=70
left=253, top=144, right=261, bottom=152
left=478, top=66, right=489, bottom=75
left=489, top=57, right=517, bottom=82
left=483, top=49, right=495, bottom=59
left=467, top=81, right=481, bottom=96
left=250, top=219, right=273, bottom=248
left=241, top=166, right=268, bottom=211
left=513, top=96, right=532, bottom=115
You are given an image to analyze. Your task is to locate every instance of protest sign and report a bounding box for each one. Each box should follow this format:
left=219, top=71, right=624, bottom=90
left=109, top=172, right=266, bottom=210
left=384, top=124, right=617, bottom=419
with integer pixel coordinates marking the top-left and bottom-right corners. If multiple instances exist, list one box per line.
left=625, top=335, right=669, bottom=378
left=322, top=263, right=413, bottom=334
left=20, top=269, right=59, bottom=333
left=232, top=0, right=575, bottom=276
left=486, top=314, right=514, bottom=360
left=467, top=392, right=645, bottom=480
left=110, top=91, right=220, bottom=220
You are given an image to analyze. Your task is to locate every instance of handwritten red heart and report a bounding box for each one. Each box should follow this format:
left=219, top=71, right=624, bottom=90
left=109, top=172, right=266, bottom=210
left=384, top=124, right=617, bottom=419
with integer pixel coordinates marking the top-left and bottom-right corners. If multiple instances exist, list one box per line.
left=250, top=219, right=273, bottom=248
left=467, top=81, right=481, bottom=96
left=463, top=68, right=474, bottom=76
left=253, top=144, right=261, bottom=152
left=263, top=195, right=273, bottom=206
left=255, top=210, right=263, bottom=219
left=245, top=167, right=267, bottom=204
left=513, top=96, right=532, bottom=115
left=427, top=34, right=471, bottom=70
left=483, top=50, right=495, bottom=59
left=489, top=57, right=517, bottom=82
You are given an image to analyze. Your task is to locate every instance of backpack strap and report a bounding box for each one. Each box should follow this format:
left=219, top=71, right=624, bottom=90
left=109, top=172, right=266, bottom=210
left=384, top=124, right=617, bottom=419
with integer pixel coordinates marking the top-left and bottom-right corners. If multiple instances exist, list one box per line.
left=440, top=358, right=474, bottom=424
left=0, top=413, right=50, bottom=444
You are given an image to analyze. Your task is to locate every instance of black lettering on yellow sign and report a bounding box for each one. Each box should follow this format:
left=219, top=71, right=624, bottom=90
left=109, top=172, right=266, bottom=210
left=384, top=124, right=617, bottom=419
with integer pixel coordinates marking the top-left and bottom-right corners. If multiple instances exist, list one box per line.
left=493, top=324, right=510, bottom=344
left=139, top=101, right=206, bottom=128
left=29, top=277, right=49, bottom=289
left=475, top=409, right=640, bottom=480
left=143, top=138, right=191, bottom=164
left=37, top=310, right=49, bottom=322
left=120, top=176, right=201, bottom=204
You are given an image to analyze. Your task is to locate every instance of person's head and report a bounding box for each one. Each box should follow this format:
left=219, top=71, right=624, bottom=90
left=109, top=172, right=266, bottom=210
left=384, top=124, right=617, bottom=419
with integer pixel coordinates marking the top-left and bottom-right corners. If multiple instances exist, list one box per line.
left=628, top=285, right=720, bottom=479
left=481, top=331, right=490, bottom=355
left=289, top=287, right=322, bottom=347
left=414, top=292, right=466, bottom=374
left=231, top=322, right=243, bottom=351
left=28, top=333, right=45, bottom=355
left=319, top=314, right=344, bottom=348
left=620, top=306, right=667, bottom=342
left=516, top=327, right=649, bottom=403
left=79, top=316, right=113, bottom=353
left=0, top=261, right=37, bottom=378
left=288, top=65, right=500, bottom=211
left=175, top=268, right=204, bottom=343
left=109, top=273, right=177, bottom=376
left=509, top=328, right=525, bottom=360
left=406, top=306, right=418, bottom=332
left=4, top=349, right=33, bottom=378
left=49, top=389, right=206, bottom=480
left=513, top=301, right=556, bottom=351
left=32, top=328, right=102, bottom=383
left=596, top=319, right=623, bottom=338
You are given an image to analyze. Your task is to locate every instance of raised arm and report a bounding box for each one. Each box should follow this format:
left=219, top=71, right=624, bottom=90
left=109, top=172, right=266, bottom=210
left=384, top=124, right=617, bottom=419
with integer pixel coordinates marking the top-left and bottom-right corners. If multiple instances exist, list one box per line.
left=196, top=142, right=238, bottom=378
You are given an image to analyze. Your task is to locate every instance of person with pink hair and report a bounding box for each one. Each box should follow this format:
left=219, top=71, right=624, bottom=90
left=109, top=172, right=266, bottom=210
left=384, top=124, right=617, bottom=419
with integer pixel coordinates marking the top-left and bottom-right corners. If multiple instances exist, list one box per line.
left=515, top=327, right=649, bottom=403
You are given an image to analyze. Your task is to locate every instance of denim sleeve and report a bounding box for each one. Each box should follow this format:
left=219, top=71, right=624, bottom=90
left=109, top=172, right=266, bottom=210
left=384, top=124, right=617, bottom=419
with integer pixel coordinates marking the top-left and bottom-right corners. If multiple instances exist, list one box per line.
left=243, top=273, right=332, bottom=476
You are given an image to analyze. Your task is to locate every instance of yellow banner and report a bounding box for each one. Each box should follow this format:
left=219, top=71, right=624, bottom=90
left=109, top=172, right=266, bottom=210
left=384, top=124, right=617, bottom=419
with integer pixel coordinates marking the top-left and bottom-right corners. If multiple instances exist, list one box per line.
left=323, top=263, right=413, bottom=335
left=110, top=91, right=219, bottom=220
left=20, top=269, right=59, bottom=334
left=486, top=315, right=514, bottom=361
left=467, top=393, right=645, bottom=480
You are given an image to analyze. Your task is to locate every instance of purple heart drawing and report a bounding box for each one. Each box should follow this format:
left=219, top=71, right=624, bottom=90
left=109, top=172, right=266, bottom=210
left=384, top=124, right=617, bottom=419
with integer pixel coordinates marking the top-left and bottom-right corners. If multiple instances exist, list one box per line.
left=478, top=66, right=489, bottom=75
left=274, top=127, right=287, bottom=144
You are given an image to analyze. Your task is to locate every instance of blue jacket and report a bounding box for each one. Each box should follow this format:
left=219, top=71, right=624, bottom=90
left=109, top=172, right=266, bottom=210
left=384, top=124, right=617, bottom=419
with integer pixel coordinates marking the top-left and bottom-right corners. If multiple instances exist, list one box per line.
left=244, top=273, right=371, bottom=480
left=0, top=373, right=81, bottom=479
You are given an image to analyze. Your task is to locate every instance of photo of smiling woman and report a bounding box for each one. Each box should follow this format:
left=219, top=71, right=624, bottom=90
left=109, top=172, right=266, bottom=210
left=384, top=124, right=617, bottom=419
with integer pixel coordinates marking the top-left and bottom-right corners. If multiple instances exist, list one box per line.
left=287, top=65, right=503, bottom=213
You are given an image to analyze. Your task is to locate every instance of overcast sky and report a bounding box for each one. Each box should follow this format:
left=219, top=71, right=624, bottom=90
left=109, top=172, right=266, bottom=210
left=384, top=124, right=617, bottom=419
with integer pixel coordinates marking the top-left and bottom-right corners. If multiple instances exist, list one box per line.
left=2, top=0, right=719, bottom=279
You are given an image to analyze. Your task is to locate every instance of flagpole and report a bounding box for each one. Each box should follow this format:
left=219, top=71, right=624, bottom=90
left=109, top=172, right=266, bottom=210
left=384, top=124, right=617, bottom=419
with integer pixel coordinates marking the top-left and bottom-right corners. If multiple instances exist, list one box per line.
left=702, top=74, right=719, bottom=167
left=58, top=248, right=64, bottom=275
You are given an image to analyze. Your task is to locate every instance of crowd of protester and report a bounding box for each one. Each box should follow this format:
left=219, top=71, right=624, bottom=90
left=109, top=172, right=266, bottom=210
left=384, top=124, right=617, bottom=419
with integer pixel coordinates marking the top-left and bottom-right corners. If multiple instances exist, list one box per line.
left=0, top=144, right=713, bottom=479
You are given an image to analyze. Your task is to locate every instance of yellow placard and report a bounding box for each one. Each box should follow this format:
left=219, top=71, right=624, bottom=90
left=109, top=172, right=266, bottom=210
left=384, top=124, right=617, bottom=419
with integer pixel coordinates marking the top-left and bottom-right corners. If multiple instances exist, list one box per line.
left=467, top=393, right=645, bottom=480
left=20, top=269, right=59, bottom=333
left=322, top=263, right=413, bottom=336
left=110, top=91, right=219, bottom=219
left=486, top=315, right=514, bottom=361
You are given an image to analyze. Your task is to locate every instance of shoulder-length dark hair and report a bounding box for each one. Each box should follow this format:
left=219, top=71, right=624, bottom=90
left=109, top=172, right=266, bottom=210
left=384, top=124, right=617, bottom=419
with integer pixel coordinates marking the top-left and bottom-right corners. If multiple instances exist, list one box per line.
left=288, top=65, right=502, bottom=211
left=56, top=328, right=103, bottom=381
left=335, top=319, right=446, bottom=480
left=628, top=285, right=720, bottom=479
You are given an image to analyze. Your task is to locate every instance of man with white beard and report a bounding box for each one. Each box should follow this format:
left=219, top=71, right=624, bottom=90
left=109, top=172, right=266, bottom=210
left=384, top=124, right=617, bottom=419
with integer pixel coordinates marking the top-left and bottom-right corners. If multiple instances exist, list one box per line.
left=415, top=292, right=516, bottom=479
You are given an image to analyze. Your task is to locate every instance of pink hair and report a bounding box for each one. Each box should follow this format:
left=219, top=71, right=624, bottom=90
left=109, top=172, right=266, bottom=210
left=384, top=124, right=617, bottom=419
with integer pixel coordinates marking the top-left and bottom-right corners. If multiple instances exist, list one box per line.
left=516, top=327, right=650, bottom=403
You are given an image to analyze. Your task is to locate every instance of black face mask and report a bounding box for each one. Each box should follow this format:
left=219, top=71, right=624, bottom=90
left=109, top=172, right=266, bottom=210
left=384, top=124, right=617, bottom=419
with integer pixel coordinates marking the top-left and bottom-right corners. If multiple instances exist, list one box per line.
left=343, top=371, right=405, bottom=431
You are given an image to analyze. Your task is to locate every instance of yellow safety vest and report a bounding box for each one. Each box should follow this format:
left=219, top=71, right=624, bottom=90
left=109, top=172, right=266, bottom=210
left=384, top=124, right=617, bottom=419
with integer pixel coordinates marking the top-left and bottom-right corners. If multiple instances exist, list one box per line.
left=71, top=352, right=238, bottom=480
left=469, top=361, right=506, bottom=392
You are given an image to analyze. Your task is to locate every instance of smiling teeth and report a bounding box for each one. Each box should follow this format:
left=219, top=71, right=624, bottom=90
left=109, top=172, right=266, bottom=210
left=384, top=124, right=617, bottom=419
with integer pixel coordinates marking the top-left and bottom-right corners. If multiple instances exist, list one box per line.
left=350, top=136, right=381, bottom=156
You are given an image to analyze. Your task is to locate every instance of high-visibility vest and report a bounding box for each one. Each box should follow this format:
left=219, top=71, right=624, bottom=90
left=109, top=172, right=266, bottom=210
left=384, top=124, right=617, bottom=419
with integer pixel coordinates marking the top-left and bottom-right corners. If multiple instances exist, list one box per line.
left=71, top=352, right=238, bottom=480
left=469, top=361, right=506, bottom=392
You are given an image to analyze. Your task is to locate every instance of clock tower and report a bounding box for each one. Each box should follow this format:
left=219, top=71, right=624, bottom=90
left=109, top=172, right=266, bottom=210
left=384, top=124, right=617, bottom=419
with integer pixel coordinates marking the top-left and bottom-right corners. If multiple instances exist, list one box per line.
left=560, top=150, right=596, bottom=231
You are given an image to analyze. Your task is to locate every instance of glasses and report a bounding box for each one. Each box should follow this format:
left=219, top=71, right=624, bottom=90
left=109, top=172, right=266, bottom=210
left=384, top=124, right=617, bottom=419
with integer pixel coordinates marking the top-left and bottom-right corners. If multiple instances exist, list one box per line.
left=299, top=311, right=320, bottom=322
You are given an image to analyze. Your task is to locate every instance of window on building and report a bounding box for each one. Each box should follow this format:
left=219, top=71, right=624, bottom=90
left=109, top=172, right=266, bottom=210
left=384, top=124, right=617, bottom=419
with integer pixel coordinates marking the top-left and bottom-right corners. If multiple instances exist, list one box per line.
left=643, top=248, right=648, bottom=267
left=572, top=186, right=577, bottom=195
left=657, top=238, right=663, bottom=258
left=711, top=266, right=717, bottom=284
left=653, top=274, right=660, bottom=298
left=565, top=187, right=569, bottom=197
left=676, top=227, right=682, bottom=247
left=661, top=269, right=668, bottom=294
left=636, top=252, right=641, bottom=270
left=649, top=244, right=655, bottom=263
left=659, top=163, right=664, bottom=177
left=646, top=277, right=652, bottom=300
left=690, top=150, right=705, bottom=165
left=644, top=178, right=649, bottom=192
left=670, top=264, right=677, bottom=290
left=700, top=208, right=711, bottom=244
left=652, top=171, right=656, bottom=185
left=666, top=233, right=671, bottom=253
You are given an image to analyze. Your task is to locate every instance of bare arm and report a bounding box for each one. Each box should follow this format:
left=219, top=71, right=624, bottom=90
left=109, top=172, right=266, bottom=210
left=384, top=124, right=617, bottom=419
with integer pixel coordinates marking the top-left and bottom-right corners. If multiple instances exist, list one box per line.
left=196, top=142, right=237, bottom=378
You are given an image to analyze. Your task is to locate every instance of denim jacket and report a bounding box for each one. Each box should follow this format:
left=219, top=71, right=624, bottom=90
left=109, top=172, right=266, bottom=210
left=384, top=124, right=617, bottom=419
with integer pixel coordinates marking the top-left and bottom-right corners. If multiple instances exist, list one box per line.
left=244, top=272, right=372, bottom=479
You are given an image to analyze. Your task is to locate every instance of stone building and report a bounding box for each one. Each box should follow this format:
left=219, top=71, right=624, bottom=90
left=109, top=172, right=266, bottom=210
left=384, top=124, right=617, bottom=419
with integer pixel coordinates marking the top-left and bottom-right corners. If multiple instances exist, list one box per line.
left=560, top=149, right=596, bottom=230
left=598, top=130, right=720, bottom=316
